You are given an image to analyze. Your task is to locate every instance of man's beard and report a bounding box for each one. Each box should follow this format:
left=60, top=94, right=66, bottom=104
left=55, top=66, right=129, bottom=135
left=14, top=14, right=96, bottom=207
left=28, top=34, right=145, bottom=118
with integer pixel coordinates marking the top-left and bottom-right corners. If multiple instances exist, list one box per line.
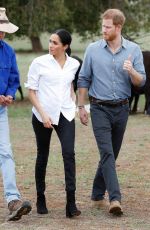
left=103, top=33, right=117, bottom=41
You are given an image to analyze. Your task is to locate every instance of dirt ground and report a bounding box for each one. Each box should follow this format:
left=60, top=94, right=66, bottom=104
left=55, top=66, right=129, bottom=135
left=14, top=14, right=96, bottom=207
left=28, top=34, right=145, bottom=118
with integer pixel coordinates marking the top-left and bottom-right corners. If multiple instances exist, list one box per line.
left=0, top=101, right=150, bottom=230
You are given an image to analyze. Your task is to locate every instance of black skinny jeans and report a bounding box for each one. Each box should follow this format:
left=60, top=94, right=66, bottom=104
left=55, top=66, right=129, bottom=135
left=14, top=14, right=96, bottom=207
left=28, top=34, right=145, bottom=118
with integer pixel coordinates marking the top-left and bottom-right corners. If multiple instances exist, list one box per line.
left=32, top=113, right=76, bottom=195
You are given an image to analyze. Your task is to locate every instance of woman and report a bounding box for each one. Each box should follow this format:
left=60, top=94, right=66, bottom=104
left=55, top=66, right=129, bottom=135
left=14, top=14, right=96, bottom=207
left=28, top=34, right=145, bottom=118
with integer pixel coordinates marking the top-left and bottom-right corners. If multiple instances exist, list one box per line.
left=26, top=29, right=81, bottom=218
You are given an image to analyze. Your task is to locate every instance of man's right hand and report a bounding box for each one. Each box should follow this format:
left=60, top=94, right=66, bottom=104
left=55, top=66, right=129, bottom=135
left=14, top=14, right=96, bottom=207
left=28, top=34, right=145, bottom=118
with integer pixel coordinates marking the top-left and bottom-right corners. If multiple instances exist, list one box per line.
left=78, top=107, right=88, bottom=126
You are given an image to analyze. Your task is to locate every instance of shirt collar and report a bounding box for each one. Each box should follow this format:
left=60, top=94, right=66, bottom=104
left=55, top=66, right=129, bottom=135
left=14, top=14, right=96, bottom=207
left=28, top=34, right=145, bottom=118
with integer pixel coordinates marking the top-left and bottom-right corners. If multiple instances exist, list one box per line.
left=101, top=36, right=127, bottom=49
left=49, top=53, right=69, bottom=62
left=121, top=37, right=127, bottom=49
left=101, top=39, right=108, bottom=48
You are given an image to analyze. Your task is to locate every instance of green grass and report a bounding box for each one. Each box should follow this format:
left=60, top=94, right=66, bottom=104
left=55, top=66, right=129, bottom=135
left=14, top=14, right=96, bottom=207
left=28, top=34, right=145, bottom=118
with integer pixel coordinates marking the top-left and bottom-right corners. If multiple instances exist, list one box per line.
left=4, top=106, right=150, bottom=230
left=4, top=77, right=150, bottom=230
left=6, top=33, right=90, bottom=56
left=1, top=30, right=150, bottom=230
left=8, top=99, right=32, bottom=117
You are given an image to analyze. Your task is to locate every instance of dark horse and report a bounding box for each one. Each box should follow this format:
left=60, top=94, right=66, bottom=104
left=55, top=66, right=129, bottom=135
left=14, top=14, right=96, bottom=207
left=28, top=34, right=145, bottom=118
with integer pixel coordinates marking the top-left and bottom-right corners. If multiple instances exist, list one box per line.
left=129, top=51, right=150, bottom=114
left=72, top=52, right=150, bottom=114
left=17, top=85, right=24, bottom=100
left=71, top=55, right=83, bottom=92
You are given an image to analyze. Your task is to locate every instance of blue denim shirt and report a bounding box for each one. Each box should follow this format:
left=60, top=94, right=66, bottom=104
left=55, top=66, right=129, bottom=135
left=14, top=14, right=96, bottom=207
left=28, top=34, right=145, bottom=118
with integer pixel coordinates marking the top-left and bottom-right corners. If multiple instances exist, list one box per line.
left=0, top=40, right=20, bottom=98
left=77, top=37, right=146, bottom=100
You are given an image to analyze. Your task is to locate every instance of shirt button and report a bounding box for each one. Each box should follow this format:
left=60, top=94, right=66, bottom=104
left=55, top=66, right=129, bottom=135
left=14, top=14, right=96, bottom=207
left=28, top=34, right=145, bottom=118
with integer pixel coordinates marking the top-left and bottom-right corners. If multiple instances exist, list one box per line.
left=112, top=70, right=114, bottom=73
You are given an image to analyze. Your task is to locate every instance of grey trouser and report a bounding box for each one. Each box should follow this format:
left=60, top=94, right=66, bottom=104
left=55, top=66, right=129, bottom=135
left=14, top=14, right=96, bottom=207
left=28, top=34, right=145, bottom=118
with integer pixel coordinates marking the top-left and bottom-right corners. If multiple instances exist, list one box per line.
left=90, top=103, right=129, bottom=202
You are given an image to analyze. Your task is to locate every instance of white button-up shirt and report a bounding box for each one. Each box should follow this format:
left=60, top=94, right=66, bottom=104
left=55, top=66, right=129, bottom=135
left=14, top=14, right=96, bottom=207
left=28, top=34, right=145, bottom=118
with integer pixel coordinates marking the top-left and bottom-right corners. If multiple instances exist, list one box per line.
left=26, top=54, right=80, bottom=125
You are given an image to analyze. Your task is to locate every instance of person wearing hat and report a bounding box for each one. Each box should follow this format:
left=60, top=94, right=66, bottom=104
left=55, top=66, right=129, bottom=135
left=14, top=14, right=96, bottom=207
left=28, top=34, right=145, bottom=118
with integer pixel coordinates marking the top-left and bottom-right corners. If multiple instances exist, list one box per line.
left=0, top=7, right=32, bottom=221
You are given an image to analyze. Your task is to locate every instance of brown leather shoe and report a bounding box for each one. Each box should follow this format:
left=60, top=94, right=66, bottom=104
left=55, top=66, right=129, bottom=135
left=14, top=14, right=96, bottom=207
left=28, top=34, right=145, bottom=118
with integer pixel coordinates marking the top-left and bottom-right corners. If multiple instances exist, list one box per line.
left=92, top=199, right=109, bottom=208
left=8, top=200, right=32, bottom=221
left=109, top=200, right=123, bottom=215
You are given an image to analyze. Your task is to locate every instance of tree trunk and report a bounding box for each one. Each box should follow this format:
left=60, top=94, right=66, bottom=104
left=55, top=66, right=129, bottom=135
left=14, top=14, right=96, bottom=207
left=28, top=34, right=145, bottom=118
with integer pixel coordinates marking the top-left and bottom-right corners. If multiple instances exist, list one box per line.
left=30, top=36, right=43, bottom=52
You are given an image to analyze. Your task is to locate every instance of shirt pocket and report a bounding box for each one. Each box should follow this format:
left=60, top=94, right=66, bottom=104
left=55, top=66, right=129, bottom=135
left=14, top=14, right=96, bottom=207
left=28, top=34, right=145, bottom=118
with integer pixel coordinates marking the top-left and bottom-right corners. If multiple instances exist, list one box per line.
left=115, top=60, right=125, bottom=73
left=0, top=59, right=11, bottom=70
left=115, top=59, right=130, bottom=78
left=0, top=61, right=11, bottom=83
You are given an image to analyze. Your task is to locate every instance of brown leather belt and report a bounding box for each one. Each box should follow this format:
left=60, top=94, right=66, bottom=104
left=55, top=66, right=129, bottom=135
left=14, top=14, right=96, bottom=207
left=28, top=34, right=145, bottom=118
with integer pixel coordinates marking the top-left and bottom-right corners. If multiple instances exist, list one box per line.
left=89, top=96, right=129, bottom=107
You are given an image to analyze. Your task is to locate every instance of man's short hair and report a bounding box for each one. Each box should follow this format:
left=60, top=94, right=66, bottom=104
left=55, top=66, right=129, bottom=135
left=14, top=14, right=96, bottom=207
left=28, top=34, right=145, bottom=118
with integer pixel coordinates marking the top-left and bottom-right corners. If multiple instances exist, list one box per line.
left=102, top=9, right=126, bottom=27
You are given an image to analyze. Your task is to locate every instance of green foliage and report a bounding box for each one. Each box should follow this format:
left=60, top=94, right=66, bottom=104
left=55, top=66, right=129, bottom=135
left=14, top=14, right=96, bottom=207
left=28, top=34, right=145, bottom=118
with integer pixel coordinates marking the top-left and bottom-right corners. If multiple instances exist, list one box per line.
left=64, top=0, right=102, bottom=38
left=2, top=0, right=150, bottom=49
left=64, top=0, right=150, bottom=40
left=121, top=0, right=150, bottom=39
left=4, top=0, right=72, bottom=37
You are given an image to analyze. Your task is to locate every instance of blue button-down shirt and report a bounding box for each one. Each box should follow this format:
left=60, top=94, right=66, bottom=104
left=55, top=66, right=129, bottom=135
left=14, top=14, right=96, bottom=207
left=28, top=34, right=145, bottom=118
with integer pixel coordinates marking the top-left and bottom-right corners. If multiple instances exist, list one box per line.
left=0, top=40, right=20, bottom=98
left=77, top=37, right=146, bottom=101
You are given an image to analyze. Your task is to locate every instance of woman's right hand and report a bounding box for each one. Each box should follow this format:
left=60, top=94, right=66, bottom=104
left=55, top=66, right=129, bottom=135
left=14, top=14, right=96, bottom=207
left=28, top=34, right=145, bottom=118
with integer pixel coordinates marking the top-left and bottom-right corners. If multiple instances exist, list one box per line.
left=41, top=112, right=53, bottom=129
left=28, top=89, right=53, bottom=128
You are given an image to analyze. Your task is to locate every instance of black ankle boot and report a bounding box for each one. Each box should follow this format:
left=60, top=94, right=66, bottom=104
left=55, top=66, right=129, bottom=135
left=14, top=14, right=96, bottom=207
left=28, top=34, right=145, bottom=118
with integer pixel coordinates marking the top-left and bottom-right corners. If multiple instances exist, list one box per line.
left=36, top=194, right=48, bottom=214
left=66, top=191, right=81, bottom=218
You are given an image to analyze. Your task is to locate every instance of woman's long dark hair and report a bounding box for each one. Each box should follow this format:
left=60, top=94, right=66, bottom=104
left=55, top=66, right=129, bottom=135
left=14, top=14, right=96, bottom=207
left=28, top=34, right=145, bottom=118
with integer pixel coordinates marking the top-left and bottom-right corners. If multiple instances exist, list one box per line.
left=53, top=29, right=72, bottom=56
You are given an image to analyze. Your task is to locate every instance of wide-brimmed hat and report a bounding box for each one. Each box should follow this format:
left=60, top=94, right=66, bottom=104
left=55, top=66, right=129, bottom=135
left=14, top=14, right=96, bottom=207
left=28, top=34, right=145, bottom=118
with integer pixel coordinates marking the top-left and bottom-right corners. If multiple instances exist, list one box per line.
left=0, top=7, right=18, bottom=33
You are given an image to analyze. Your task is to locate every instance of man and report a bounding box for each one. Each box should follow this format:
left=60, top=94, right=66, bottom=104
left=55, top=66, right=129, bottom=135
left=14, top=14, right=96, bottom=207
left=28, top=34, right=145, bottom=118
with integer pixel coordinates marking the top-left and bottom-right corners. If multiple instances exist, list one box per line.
left=0, top=7, right=31, bottom=221
left=77, top=9, right=146, bottom=215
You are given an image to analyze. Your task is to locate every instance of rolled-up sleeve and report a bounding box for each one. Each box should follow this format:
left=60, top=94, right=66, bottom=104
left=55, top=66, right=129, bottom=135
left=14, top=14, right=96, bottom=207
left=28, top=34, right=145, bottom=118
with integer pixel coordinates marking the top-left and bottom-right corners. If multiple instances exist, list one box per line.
left=25, top=60, right=40, bottom=90
left=5, top=52, right=20, bottom=98
left=77, top=45, right=92, bottom=88
left=133, top=46, right=146, bottom=87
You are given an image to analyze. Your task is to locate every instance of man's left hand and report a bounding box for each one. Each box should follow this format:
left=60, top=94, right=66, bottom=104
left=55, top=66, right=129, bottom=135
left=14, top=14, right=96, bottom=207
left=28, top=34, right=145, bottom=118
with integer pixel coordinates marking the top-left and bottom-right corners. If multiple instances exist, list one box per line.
left=123, top=55, right=133, bottom=75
